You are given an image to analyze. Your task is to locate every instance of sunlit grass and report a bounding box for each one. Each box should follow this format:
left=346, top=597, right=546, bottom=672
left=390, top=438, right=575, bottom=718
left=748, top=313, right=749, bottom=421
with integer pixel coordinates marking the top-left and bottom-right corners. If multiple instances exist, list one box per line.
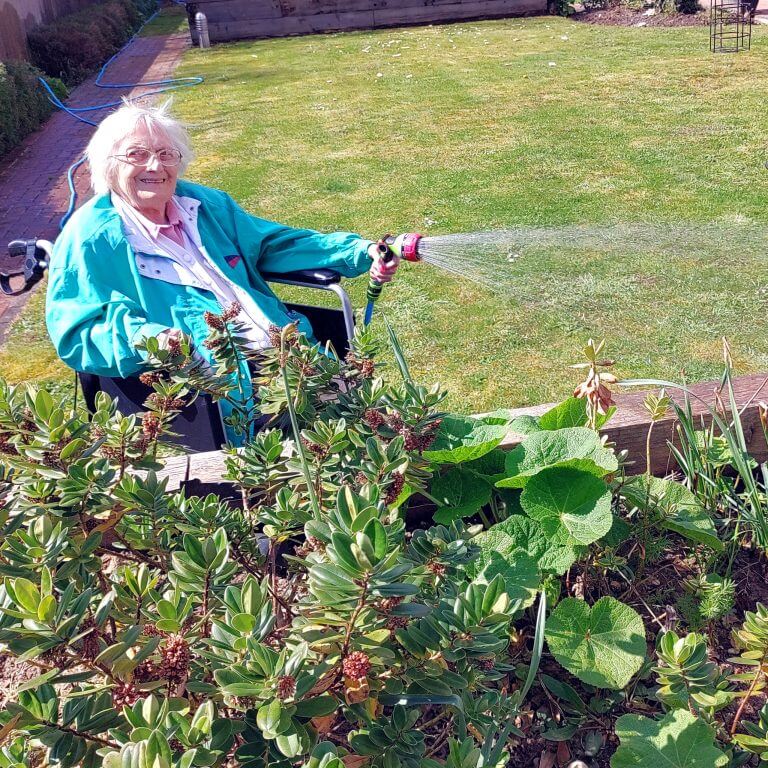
left=4, top=17, right=768, bottom=411
left=139, top=5, right=188, bottom=36
left=0, top=284, right=74, bottom=400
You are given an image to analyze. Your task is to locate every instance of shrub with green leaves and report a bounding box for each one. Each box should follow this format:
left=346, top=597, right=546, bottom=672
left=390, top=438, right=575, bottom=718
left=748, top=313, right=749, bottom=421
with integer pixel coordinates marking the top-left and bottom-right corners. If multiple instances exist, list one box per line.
left=0, top=60, right=67, bottom=159
left=0, top=316, right=556, bottom=767
left=653, top=630, right=733, bottom=714
left=28, top=0, right=155, bottom=86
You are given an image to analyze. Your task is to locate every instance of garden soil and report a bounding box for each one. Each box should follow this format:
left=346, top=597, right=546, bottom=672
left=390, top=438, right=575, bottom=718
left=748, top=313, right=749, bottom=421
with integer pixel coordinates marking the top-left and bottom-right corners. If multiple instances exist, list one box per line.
left=575, top=7, right=708, bottom=25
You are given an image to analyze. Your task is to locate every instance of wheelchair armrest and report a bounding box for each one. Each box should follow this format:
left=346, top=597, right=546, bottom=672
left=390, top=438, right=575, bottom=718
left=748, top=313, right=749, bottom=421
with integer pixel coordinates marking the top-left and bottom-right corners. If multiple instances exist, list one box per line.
left=262, top=268, right=342, bottom=287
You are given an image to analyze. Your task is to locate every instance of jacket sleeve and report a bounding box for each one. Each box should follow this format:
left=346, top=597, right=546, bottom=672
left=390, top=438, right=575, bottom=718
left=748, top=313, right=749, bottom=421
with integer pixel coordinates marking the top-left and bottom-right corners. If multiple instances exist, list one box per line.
left=225, top=195, right=374, bottom=278
left=46, top=229, right=168, bottom=378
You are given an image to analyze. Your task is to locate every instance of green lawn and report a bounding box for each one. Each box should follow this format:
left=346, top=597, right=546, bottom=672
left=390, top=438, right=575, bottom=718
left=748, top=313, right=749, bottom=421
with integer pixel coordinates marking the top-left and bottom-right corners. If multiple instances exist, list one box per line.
left=139, top=4, right=188, bottom=36
left=4, top=16, right=768, bottom=411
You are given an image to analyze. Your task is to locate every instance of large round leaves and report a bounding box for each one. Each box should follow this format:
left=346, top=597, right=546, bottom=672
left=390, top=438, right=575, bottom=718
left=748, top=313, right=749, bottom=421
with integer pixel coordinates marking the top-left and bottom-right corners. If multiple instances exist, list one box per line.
left=423, top=413, right=511, bottom=464
left=467, top=529, right=541, bottom=609
left=478, top=549, right=540, bottom=611
left=497, top=427, right=618, bottom=489
left=521, top=467, right=612, bottom=546
left=493, top=514, right=586, bottom=575
left=612, top=710, right=728, bottom=767
left=546, top=596, right=646, bottom=689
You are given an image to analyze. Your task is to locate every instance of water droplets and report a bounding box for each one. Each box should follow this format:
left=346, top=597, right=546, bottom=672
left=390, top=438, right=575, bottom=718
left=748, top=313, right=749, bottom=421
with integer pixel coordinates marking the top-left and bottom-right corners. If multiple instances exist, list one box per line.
left=410, top=223, right=760, bottom=295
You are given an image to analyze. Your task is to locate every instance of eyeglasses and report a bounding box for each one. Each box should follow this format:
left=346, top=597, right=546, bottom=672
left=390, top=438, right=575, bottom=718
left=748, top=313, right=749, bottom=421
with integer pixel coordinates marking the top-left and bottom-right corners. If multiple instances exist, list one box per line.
left=111, top=147, right=183, bottom=167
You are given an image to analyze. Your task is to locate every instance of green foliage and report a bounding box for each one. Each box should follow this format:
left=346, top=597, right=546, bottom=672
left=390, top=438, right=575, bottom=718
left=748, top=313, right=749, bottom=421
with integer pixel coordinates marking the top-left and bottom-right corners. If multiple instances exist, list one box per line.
left=430, top=466, right=491, bottom=525
left=349, top=705, right=426, bottom=766
left=0, top=735, right=29, bottom=768
left=6, top=316, right=754, bottom=764
left=0, top=60, right=67, bottom=159
left=27, top=0, right=155, bottom=86
left=467, top=537, right=540, bottom=611
left=0, top=324, right=546, bottom=767
left=685, top=574, right=736, bottom=623
left=546, top=597, right=646, bottom=689
left=667, top=363, right=768, bottom=551
left=731, top=603, right=768, bottom=664
left=491, top=514, right=585, bottom=575
left=537, top=397, right=615, bottom=431
left=497, top=427, right=618, bottom=489
left=620, top=475, right=722, bottom=551
left=612, top=710, right=728, bottom=767
left=521, top=466, right=612, bottom=546
left=654, top=631, right=732, bottom=713
left=474, top=423, right=619, bottom=582
left=422, top=412, right=511, bottom=465
left=733, top=702, right=768, bottom=760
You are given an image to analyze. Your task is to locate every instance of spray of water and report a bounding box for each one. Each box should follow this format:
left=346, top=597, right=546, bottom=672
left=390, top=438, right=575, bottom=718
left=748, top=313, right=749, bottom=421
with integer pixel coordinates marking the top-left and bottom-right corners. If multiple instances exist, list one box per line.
left=414, top=221, right=768, bottom=291
left=386, top=220, right=768, bottom=412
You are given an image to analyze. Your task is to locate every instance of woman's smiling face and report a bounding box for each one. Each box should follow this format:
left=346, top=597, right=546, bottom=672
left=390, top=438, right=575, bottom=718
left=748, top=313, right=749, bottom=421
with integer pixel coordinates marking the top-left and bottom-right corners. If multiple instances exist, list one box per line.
left=113, top=123, right=179, bottom=216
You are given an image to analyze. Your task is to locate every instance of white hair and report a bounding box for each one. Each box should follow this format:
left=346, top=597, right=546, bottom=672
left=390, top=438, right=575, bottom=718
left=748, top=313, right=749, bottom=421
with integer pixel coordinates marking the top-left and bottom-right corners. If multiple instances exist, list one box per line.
left=85, top=99, right=193, bottom=195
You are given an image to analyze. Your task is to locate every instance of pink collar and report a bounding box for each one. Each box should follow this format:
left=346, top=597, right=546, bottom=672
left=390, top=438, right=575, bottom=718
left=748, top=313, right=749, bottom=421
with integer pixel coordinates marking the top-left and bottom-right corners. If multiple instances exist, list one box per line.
left=112, top=193, right=200, bottom=248
left=133, top=198, right=184, bottom=239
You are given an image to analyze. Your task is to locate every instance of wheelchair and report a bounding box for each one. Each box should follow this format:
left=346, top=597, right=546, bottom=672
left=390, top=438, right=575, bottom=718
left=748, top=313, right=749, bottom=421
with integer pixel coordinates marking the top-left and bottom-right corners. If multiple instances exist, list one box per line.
left=5, top=240, right=356, bottom=452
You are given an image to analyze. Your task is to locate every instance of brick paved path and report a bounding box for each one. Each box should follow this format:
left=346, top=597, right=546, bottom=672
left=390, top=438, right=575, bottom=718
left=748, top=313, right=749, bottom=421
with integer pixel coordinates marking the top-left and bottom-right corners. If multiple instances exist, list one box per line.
left=0, top=31, right=191, bottom=342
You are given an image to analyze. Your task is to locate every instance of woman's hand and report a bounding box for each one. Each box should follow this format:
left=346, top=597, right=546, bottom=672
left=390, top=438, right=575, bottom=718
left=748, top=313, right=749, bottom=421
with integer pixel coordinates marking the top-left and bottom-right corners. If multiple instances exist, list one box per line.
left=368, top=242, right=400, bottom=284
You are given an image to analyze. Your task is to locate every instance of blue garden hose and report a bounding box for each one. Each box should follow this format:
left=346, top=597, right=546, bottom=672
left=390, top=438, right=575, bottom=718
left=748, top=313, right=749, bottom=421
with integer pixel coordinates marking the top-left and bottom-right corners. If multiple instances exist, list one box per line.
left=363, top=300, right=376, bottom=326
left=37, top=4, right=203, bottom=229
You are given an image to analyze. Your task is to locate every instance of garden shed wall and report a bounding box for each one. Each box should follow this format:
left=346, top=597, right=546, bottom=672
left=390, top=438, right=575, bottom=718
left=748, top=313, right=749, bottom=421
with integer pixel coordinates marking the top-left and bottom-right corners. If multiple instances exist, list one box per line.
left=186, top=0, right=547, bottom=43
left=0, top=0, right=98, bottom=60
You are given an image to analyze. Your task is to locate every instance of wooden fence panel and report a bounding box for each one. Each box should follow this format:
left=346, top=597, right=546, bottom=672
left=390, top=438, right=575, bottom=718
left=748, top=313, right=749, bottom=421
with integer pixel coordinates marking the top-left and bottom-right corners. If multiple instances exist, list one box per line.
left=209, top=11, right=377, bottom=38
left=280, top=0, right=383, bottom=16
left=206, top=0, right=284, bottom=21
left=191, top=0, right=547, bottom=42
left=373, top=0, right=544, bottom=24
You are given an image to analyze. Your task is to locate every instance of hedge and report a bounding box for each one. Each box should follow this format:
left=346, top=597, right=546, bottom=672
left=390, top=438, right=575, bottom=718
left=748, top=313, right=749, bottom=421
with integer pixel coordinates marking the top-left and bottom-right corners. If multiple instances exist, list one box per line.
left=28, top=0, right=157, bottom=86
left=0, top=60, right=68, bottom=159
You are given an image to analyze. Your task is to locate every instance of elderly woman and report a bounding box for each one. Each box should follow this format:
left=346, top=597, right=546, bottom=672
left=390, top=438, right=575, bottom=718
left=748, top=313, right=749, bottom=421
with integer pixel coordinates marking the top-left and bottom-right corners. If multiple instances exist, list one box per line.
left=46, top=101, right=398, bottom=386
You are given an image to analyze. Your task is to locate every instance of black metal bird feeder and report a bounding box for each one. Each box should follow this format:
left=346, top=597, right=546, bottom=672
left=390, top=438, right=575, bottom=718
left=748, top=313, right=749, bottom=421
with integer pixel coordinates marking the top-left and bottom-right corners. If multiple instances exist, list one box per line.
left=710, top=0, right=752, bottom=52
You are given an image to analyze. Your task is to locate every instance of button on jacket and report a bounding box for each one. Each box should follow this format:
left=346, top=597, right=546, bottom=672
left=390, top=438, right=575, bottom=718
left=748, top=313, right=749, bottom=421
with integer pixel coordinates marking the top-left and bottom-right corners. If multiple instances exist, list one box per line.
left=46, top=179, right=374, bottom=380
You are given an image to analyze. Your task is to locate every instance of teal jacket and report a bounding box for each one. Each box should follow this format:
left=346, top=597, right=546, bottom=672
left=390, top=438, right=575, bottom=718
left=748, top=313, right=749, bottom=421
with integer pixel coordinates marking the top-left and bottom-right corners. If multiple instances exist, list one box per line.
left=46, top=179, right=373, bottom=379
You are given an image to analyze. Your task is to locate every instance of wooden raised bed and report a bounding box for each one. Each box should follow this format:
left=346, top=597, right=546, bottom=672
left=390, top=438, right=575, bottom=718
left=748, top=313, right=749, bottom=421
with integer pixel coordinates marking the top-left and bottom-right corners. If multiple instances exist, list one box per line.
left=185, top=0, right=547, bottom=44
left=155, top=372, right=768, bottom=493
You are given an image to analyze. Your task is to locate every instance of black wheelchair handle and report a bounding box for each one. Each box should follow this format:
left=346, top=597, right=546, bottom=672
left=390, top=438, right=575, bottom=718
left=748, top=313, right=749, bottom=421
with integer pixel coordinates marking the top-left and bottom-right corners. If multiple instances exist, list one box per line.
left=1, top=239, right=53, bottom=296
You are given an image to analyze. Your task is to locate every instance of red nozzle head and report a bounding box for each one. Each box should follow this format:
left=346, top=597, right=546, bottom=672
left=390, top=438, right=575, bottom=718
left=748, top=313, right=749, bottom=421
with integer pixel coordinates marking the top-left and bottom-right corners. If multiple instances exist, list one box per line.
left=400, top=233, right=423, bottom=262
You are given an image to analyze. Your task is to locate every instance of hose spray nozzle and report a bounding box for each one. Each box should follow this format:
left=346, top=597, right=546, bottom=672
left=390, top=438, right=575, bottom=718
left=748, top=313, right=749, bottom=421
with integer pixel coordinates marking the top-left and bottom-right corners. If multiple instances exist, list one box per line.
left=379, top=232, right=423, bottom=263
left=365, top=232, right=423, bottom=324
